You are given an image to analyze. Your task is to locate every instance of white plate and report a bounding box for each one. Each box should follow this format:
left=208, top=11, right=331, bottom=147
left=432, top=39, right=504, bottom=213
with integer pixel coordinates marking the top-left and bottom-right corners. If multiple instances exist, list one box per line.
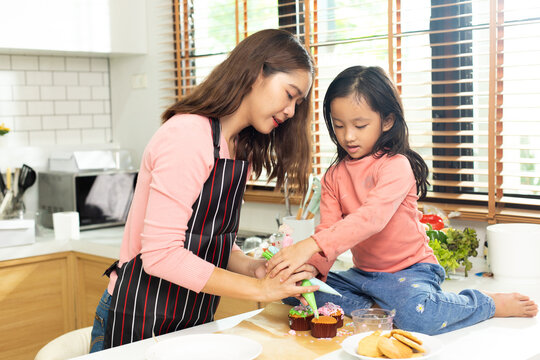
left=146, top=333, right=262, bottom=360
left=341, top=331, right=444, bottom=360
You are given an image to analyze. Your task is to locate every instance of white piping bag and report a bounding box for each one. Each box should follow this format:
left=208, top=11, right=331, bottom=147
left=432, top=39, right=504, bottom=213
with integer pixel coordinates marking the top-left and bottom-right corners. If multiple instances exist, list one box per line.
left=309, top=277, right=342, bottom=297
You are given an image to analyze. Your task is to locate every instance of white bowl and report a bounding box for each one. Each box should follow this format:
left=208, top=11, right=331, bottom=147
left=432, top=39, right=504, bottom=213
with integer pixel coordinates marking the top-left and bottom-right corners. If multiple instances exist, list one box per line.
left=487, top=223, right=540, bottom=280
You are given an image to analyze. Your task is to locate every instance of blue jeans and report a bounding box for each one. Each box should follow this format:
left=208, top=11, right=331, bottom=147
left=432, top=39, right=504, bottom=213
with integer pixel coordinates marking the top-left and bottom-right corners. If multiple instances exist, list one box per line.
left=89, top=290, right=111, bottom=353
left=284, top=263, right=495, bottom=335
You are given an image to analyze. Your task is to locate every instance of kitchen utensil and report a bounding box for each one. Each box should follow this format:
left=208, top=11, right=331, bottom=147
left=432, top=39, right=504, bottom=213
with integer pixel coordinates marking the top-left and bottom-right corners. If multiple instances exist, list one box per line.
left=296, top=174, right=314, bottom=219
left=6, top=167, right=11, bottom=190
left=0, top=189, right=13, bottom=217
left=283, top=175, right=292, bottom=216
left=261, top=249, right=318, bottom=310
left=309, top=277, right=342, bottom=297
left=302, top=177, right=321, bottom=220
left=16, top=164, right=36, bottom=199
left=13, top=168, right=20, bottom=198
left=0, top=171, right=6, bottom=195
left=301, top=279, right=319, bottom=316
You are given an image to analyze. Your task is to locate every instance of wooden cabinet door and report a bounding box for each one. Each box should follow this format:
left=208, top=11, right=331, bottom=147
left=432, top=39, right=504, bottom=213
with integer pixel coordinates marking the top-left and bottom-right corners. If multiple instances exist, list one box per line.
left=74, top=253, right=115, bottom=328
left=0, top=253, right=76, bottom=360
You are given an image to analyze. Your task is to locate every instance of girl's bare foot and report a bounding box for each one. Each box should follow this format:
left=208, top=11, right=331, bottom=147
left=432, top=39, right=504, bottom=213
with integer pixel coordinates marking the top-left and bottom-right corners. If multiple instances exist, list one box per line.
left=483, top=292, right=538, bottom=317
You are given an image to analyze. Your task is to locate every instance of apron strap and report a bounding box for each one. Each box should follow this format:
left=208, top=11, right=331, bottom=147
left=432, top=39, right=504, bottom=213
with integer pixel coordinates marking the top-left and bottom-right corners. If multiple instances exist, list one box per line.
left=210, top=117, right=221, bottom=159
left=103, top=260, right=119, bottom=277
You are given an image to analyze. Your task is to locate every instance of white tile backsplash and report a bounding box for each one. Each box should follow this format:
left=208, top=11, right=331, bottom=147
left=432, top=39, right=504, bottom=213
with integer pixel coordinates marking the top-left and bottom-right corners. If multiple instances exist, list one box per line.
left=0, top=54, right=111, bottom=147
left=39, top=56, right=65, bottom=71
left=11, top=55, right=39, bottom=70
left=0, top=55, right=10, bottom=69
left=66, top=57, right=90, bottom=72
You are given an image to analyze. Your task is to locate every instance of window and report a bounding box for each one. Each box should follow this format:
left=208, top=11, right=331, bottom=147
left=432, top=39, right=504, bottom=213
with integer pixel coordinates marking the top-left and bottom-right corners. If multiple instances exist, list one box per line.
left=169, top=0, right=540, bottom=223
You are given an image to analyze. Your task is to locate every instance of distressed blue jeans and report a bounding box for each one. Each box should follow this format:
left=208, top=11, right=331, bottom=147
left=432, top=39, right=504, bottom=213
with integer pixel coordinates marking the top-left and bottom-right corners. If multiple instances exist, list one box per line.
left=284, top=262, right=495, bottom=335
left=89, top=290, right=111, bottom=353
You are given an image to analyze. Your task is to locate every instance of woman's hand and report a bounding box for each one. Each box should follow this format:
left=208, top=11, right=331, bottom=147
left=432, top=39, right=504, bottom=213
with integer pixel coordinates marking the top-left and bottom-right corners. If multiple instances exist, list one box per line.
left=291, top=264, right=319, bottom=306
left=266, top=237, right=321, bottom=281
left=258, top=269, right=319, bottom=303
left=251, top=259, right=267, bottom=279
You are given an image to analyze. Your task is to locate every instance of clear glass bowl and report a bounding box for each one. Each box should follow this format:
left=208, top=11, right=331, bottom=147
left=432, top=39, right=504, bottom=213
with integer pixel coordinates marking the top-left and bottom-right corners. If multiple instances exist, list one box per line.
left=351, top=308, right=396, bottom=333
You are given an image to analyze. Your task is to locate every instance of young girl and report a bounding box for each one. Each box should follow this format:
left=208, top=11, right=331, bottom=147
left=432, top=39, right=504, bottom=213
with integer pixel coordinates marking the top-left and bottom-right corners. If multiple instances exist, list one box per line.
left=90, top=29, right=319, bottom=351
left=267, top=66, right=538, bottom=335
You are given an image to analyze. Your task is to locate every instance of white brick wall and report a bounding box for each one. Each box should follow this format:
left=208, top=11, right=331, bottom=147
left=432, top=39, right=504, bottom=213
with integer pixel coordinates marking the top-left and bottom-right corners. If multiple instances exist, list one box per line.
left=0, top=54, right=112, bottom=146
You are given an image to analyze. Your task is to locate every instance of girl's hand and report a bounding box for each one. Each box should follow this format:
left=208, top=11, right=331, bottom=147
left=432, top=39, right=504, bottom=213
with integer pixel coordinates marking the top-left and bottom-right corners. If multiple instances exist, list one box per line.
left=266, top=237, right=321, bottom=281
left=259, top=269, right=319, bottom=303
left=293, top=263, right=319, bottom=279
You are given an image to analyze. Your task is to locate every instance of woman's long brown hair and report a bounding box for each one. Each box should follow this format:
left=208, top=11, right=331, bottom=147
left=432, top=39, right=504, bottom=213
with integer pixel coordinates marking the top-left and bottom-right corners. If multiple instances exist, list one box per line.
left=162, top=29, right=314, bottom=194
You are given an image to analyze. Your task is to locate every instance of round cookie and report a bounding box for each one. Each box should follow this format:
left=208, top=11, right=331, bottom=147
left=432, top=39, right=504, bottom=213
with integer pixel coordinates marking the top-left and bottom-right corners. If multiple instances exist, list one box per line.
left=378, top=336, right=413, bottom=359
left=391, top=329, right=423, bottom=345
left=393, top=333, right=426, bottom=353
left=356, top=330, right=383, bottom=357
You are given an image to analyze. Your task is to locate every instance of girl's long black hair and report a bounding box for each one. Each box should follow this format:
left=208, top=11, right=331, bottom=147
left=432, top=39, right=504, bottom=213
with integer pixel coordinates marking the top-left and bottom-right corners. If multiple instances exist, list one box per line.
left=323, top=66, right=429, bottom=199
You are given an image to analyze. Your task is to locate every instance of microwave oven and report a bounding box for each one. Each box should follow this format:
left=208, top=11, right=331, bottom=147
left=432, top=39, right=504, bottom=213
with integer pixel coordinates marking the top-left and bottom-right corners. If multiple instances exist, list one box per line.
left=38, top=170, right=138, bottom=230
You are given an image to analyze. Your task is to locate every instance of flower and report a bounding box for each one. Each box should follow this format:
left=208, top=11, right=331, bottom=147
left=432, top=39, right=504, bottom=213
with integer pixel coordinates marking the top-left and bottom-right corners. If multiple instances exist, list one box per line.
left=0, top=123, right=10, bottom=136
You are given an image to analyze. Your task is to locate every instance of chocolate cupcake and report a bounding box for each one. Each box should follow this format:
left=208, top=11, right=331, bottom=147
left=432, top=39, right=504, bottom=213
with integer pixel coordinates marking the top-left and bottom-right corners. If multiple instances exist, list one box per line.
left=310, top=315, right=338, bottom=338
left=288, top=305, right=314, bottom=331
left=318, top=302, right=344, bottom=327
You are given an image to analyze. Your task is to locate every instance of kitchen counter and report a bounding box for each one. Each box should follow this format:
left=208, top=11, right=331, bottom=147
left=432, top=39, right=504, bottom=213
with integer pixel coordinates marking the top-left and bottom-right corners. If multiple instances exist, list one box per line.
left=4, top=228, right=539, bottom=359
left=0, top=226, right=123, bottom=262
left=69, top=274, right=540, bottom=360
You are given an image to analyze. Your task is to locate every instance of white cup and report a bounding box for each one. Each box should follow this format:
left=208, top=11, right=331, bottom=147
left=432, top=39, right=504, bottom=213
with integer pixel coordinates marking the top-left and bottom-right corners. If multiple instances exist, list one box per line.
left=52, top=211, right=80, bottom=240
left=282, top=216, right=315, bottom=243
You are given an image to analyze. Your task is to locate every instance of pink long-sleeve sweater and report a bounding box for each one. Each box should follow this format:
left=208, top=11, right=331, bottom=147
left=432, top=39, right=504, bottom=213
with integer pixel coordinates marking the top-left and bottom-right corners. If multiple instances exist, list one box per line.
left=107, top=114, right=242, bottom=295
left=309, top=153, right=437, bottom=279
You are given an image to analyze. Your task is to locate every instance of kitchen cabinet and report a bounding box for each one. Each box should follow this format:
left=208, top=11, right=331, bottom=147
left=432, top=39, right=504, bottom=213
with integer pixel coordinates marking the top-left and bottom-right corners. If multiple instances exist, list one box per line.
left=0, top=252, right=76, bottom=360
left=0, top=251, right=115, bottom=360
left=74, top=253, right=115, bottom=328
left=0, top=0, right=146, bottom=55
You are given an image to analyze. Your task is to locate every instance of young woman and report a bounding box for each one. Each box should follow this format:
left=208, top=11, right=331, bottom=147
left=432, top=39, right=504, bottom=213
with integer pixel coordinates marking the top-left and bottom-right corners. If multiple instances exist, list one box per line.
left=90, top=29, right=319, bottom=351
left=267, top=66, right=538, bottom=335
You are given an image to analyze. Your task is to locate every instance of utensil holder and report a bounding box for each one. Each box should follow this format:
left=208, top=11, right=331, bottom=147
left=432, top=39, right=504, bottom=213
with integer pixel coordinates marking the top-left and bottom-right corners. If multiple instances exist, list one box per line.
left=0, top=195, right=25, bottom=220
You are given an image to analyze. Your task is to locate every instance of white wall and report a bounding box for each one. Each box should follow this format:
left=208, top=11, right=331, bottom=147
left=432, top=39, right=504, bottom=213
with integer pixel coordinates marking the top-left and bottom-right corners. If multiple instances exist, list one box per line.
left=109, top=0, right=175, bottom=165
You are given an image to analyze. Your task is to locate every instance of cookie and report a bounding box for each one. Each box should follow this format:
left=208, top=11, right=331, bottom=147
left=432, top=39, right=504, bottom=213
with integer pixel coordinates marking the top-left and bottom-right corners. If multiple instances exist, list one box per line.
left=356, top=330, right=383, bottom=357
left=393, top=333, right=426, bottom=353
left=378, top=336, right=413, bottom=359
left=391, top=329, right=423, bottom=345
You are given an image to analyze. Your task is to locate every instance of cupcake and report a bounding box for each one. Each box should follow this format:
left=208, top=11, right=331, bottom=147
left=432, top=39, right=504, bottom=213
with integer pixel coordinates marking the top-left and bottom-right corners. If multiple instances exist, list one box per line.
left=310, top=315, right=338, bottom=338
left=318, top=302, right=344, bottom=327
left=288, top=305, right=314, bottom=331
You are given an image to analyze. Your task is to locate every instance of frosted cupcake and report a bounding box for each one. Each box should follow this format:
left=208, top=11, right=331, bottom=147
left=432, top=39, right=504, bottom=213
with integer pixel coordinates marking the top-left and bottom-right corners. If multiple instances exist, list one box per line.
left=310, top=315, right=338, bottom=338
left=288, top=305, right=314, bottom=331
left=318, top=302, right=344, bottom=327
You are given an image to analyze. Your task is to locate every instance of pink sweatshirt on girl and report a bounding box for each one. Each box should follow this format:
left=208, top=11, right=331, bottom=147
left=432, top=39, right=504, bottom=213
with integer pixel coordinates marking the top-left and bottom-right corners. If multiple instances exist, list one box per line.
left=310, top=154, right=437, bottom=279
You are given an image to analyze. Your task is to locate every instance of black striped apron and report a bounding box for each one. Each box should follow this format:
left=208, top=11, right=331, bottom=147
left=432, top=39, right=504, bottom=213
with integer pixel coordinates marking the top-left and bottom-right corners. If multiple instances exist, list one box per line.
left=104, top=118, right=249, bottom=348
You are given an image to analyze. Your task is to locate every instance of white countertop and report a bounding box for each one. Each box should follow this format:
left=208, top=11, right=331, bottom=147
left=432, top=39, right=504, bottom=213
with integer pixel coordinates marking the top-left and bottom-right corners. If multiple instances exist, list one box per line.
left=0, top=226, right=123, bottom=262
left=67, top=273, right=540, bottom=360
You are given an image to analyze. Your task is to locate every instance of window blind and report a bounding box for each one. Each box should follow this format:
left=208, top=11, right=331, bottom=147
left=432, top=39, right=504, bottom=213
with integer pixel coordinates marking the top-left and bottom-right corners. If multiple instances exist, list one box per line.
left=169, top=0, right=540, bottom=223
left=391, top=0, right=540, bottom=222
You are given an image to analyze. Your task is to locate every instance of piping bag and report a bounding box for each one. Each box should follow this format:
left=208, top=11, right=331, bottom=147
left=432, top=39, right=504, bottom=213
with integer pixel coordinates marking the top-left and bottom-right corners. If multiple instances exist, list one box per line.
left=263, top=246, right=342, bottom=297
left=262, top=245, right=342, bottom=315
